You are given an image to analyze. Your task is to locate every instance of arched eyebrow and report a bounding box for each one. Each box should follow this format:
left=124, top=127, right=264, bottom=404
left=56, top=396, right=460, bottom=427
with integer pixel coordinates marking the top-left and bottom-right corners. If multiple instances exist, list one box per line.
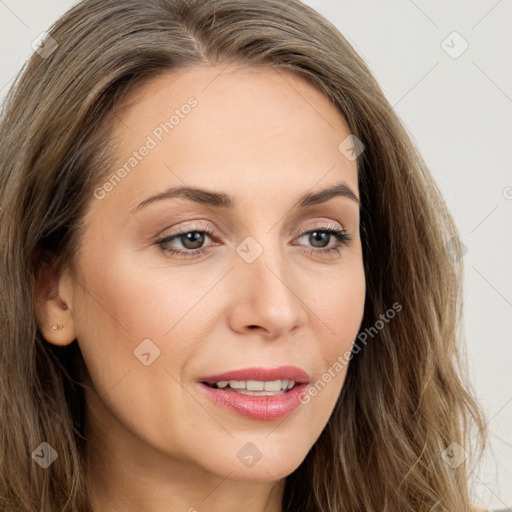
left=130, top=181, right=360, bottom=215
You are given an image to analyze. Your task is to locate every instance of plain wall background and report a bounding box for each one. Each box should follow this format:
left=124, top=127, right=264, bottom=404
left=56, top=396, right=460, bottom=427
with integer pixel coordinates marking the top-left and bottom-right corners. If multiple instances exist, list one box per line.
left=1, top=0, right=511, bottom=508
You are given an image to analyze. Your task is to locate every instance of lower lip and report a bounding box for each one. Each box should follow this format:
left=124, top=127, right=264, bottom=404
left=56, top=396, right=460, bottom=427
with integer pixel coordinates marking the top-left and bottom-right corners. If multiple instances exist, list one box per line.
left=197, top=382, right=309, bottom=421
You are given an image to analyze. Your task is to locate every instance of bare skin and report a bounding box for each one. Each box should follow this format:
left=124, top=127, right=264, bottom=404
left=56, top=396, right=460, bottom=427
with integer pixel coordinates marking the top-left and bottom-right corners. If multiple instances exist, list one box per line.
left=35, top=64, right=366, bottom=512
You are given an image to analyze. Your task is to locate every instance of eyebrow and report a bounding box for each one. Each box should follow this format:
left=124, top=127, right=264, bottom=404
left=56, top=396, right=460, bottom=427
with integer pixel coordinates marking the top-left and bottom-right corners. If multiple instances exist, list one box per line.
left=130, top=181, right=360, bottom=215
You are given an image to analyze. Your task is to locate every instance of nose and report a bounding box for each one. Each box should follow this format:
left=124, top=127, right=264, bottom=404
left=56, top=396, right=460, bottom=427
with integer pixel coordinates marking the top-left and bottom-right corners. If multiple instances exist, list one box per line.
left=227, top=241, right=308, bottom=338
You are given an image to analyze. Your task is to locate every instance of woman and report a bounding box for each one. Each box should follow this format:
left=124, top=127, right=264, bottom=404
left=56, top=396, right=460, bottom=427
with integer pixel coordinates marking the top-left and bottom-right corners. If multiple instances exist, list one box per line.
left=0, top=0, right=487, bottom=510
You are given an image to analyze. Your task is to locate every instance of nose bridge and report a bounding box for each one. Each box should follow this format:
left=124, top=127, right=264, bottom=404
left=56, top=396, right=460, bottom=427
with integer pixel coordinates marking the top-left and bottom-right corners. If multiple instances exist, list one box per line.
left=230, top=230, right=307, bottom=333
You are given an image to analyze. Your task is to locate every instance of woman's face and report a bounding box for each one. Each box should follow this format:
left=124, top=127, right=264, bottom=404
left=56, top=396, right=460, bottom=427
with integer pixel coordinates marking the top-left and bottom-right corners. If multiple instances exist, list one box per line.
left=55, top=65, right=365, bottom=482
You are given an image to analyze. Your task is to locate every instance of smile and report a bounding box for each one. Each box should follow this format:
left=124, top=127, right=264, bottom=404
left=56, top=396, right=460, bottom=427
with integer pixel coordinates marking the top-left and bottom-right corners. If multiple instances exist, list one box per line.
left=197, top=366, right=311, bottom=421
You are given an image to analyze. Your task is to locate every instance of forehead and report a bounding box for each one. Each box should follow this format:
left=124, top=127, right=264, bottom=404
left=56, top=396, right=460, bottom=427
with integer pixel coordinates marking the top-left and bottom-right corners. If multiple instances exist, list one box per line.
left=92, top=64, right=359, bottom=217
left=117, top=64, right=349, bottom=129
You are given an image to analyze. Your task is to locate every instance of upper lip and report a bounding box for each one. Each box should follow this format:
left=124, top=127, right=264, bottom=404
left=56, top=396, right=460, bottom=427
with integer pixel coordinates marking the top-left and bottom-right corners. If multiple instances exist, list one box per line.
left=199, top=365, right=311, bottom=384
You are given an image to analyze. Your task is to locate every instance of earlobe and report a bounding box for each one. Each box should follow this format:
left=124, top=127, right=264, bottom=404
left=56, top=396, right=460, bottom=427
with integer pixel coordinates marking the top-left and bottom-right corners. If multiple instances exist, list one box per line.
left=39, top=318, right=76, bottom=346
left=33, top=251, right=77, bottom=346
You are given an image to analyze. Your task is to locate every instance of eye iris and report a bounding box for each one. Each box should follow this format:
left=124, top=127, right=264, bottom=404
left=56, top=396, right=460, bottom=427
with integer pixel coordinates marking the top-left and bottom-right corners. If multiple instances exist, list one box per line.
left=310, top=231, right=329, bottom=248
left=182, top=231, right=205, bottom=249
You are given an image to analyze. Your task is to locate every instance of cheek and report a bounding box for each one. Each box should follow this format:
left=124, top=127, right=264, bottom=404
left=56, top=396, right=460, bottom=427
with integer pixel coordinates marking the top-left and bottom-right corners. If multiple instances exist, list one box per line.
left=308, top=262, right=366, bottom=392
left=309, top=262, right=366, bottom=345
left=70, top=248, right=168, bottom=395
left=71, top=251, right=202, bottom=451
left=74, top=242, right=201, bottom=339
left=71, top=242, right=225, bottom=399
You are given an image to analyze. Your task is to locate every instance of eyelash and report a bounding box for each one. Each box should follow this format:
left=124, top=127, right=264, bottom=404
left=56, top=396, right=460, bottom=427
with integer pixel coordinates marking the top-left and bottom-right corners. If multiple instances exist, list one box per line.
left=155, top=221, right=352, bottom=259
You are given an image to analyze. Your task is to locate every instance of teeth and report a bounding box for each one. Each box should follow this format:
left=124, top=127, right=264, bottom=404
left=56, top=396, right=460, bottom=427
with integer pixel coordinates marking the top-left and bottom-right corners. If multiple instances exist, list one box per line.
left=248, top=380, right=265, bottom=391
left=228, top=380, right=246, bottom=389
left=213, top=379, right=296, bottom=391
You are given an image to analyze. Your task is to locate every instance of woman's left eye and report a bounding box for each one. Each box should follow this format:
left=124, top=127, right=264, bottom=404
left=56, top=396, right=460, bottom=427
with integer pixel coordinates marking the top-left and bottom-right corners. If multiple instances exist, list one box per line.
left=155, top=223, right=352, bottom=259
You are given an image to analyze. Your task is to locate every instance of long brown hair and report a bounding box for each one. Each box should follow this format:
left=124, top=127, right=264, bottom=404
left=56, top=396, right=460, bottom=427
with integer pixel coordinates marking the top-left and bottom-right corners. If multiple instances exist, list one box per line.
left=0, top=0, right=486, bottom=510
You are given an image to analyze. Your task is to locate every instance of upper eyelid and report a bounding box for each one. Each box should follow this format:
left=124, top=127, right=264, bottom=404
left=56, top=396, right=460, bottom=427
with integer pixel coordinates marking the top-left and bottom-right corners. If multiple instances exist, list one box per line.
left=159, top=219, right=346, bottom=239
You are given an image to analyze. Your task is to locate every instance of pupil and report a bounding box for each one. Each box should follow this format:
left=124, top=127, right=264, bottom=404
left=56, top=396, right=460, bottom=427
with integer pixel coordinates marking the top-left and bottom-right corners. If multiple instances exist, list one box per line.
left=310, top=231, right=328, bottom=247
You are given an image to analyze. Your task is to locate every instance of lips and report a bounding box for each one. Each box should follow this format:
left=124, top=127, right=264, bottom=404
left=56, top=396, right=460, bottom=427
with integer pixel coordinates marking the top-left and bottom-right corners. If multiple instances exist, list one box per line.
left=198, top=365, right=311, bottom=385
left=196, top=366, right=311, bottom=421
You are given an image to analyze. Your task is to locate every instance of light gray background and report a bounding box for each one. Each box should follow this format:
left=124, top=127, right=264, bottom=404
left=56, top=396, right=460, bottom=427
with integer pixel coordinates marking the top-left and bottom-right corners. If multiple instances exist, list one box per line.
left=1, top=0, right=511, bottom=508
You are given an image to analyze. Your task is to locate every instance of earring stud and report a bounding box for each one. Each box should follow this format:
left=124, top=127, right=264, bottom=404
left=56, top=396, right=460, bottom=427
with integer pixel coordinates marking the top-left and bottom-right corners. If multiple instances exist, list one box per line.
left=50, top=323, right=63, bottom=333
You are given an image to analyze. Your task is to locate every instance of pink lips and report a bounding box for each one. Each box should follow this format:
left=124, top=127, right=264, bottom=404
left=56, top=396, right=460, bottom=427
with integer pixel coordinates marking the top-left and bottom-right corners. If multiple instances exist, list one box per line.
left=197, top=365, right=311, bottom=421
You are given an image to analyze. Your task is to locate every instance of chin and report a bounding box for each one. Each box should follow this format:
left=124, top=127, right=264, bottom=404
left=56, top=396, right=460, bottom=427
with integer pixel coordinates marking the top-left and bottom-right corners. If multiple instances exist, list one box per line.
left=220, top=460, right=302, bottom=482
left=202, top=442, right=309, bottom=482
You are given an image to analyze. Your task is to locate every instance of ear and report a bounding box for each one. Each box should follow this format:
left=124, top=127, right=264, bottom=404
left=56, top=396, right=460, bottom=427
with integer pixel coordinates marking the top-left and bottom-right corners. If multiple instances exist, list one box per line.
left=33, top=249, right=77, bottom=346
